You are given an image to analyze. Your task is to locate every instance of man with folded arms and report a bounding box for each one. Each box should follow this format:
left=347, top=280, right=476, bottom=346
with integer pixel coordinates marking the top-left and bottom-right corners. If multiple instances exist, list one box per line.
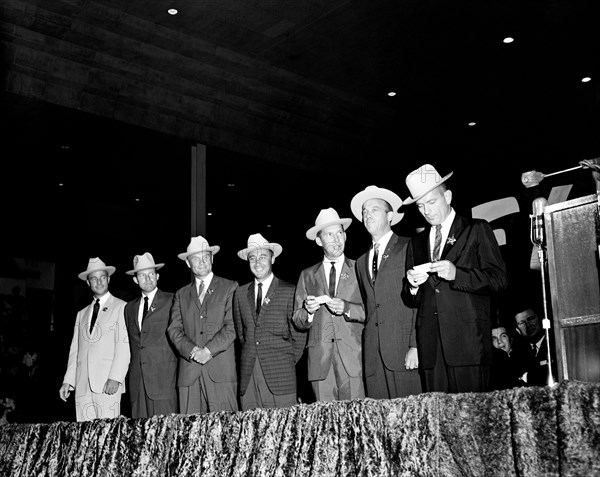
left=168, top=236, right=239, bottom=413
left=233, top=233, right=305, bottom=410
left=351, top=186, right=421, bottom=398
left=402, top=164, right=507, bottom=393
left=59, top=257, right=130, bottom=421
left=124, top=252, right=177, bottom=418
left=293, top=208, right=365, bottom=401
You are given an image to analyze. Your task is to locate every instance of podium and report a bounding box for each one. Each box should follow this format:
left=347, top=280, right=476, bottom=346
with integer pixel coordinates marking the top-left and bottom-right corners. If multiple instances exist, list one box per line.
left=544, top=194, right=600, bottom=382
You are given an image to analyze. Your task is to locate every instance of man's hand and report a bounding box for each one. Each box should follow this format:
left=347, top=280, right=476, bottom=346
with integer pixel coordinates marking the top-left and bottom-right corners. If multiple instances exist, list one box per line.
left=304, top=295, right=320, bottom=314
left=405, top=347, right=419, bottom=370
left=406, top=268, right=429, bottom=288
left=59, top=383, right=72, bottom=402
left=430, top=260, right=456, bottom=281
left=103, top=379, right=121, bottom=395
left=195, top=347, right=212, bottom=365
left=325, top=298, right=346, bottom=316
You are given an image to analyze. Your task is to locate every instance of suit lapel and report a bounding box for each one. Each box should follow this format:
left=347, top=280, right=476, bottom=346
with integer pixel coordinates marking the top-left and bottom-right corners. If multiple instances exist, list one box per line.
left=441, top=214, right=469, bottom=262
left=337, top=258, right=353, bottom=296
left=188, top=282, right=202, bottom=312
left=378, top=233, right=397, bottom=274
left=315, top=262, right=328, bottom=295
left=260, top=277, right=278, bottom=320
left=247, top=282, right=257, bottom=323
left=131, top=296, right=142, bottom=332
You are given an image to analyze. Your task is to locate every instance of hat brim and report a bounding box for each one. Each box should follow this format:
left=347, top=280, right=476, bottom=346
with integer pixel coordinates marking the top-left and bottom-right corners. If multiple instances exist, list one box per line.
left=78, top=266, right=116, bottom=281
left=306, top=218, right=352, bottom=240
left=403, top=172, right=453, bottom=205
left=125, top=263, right=165, bottom=276
left=350, top=187, right=404, bottom=225
left=237, top=243, right=282, bottom=261
left=178, top=246, right=220, bottom=261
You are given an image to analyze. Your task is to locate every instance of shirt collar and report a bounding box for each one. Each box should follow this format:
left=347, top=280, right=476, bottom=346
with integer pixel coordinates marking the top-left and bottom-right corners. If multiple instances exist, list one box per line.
left=255, top=273, right=274, bottom=291
left=374, top=229, right=394, bottom=251
left=195, top=272, right=213, bottom=290
left=322, top=254, right=345, bottom=266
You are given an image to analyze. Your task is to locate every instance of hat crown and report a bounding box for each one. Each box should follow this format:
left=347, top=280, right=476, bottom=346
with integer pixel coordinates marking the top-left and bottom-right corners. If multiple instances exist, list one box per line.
left=406, top=164, right=447, bottom=200
left=187, top=235, right=211, bottom=254
left=87, top=257, right=106, bottom=269
left=247, top=233, right=270, bottom=249
left=132, top=252, right=156, bottom=270
left=314, top=207, right=342, bottom=226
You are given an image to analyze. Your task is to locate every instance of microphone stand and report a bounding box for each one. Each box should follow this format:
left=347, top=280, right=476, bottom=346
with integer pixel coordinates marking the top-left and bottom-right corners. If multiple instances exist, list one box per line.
left=530, top=216, right=556, bottom=387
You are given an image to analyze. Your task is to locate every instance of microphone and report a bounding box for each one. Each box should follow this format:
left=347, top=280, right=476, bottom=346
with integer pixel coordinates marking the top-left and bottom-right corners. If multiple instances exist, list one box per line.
left=530, top=197, right=548, bottom=247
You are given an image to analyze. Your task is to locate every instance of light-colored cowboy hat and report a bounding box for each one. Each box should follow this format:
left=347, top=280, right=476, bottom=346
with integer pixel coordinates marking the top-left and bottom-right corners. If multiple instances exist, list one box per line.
left=78, top=257, right=116, bottom=281
left=237, top=233, right=283, bottom=260
left=126, top=252, right=165, bottom=276
left=350, top=185, right=404, bottom=225
left=404, top=164, right=453, bottom=205
left=177, top=236, right=220, bottom=261
left=306, top=208, right=352, bottom=240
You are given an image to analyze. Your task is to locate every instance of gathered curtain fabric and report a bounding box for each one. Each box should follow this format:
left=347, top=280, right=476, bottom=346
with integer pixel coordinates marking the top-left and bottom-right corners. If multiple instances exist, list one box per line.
left=0, top=380, right=598, bottom=476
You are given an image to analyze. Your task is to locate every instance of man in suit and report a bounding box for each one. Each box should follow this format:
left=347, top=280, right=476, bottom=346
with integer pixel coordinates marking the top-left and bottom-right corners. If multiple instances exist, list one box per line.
left=59, top=258, right=130, bottom=421
left=514, top=307, right=555, bottom=386
left=167, top=236, right=238, bottom=413
left=351, top=186, right=422, bottom=399
left=124, top=252, right=177, bottom=418
left=403, top=164, right=508, bottom=393
left=293, top=208, right=365, bottom=401
left=233, top=233, right=305, bottom=410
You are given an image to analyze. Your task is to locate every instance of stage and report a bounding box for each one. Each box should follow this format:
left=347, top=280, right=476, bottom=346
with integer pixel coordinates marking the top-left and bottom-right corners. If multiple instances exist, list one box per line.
left=0, top=380, right=598, bottom=476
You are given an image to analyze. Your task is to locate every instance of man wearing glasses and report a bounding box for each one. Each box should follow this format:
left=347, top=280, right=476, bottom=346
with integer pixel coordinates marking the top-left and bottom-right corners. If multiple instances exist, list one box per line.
left=168, top=236, right=239, bottom=413
left=233, top=234, right=305, bottom=410
left=59, top=258, right=130, bottom=421
left=124, top=253, right=177, bottom=418
left=515, top=307, right=555, bottom=386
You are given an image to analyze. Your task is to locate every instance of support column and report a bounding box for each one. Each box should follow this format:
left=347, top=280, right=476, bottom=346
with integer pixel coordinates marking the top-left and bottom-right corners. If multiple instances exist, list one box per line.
left=191, top=143, right=207, bottom=237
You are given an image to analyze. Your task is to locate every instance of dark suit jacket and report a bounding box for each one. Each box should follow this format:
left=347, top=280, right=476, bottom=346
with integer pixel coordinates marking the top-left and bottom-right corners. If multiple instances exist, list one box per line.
left=356, top=233, right=418, bottom=376
left=233, top=276, right=305, bottom=396
left=124, top=289, right=177, bottom=401
left=167, top=276, right=238, bottom=387
left=292, top=257, right=364, bottom=381
left=402, top=215, right=508, bottom=369
left=527, top=334, right=556, bottom=387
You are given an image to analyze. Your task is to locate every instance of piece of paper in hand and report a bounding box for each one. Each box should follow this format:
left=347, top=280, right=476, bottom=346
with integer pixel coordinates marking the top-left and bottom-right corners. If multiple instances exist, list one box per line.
left=315, top=295, right=332, bottom=305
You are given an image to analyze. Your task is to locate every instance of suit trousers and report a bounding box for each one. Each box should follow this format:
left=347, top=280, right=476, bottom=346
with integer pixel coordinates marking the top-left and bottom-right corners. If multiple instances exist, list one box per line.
left=241, top=359, right=296, bottom=410
left=131, top=375, right=177, bottom=418
left=421, top=317, right=490, bottom=393
left=365, top=343, right=421, bottom=399
left=178, top=368, right=238, bottom=413
left=75, top=391, right=121, bottom=421
left=312, top=344, right=364, bottom=401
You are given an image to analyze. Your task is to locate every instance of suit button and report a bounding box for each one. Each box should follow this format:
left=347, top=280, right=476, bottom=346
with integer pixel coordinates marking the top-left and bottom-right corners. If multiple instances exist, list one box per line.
left=140, top=346, right=145, bottom=349
left=331, top=339, right=335, bottom=342
left=375, top=323, right=379, bottom=327
left=200, top=331, right=204, bottom=335
left=376, top=304, right=380, bottom=308
left=256, top=341, right=260, bottom=345
left=200, top=315, right=204, bottom=319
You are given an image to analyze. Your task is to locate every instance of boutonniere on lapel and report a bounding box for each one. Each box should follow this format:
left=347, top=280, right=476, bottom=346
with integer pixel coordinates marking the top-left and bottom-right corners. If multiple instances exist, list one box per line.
left=264, top=297, right=271, bottom=305
left=340, top=272, right=349, bottom=280
left=102, top=307, right=108, bottom=312
left=150, top=305, right=156, bottom=313
left=207, top=288, right=214, bottom=295
left=446, top=235, right=456, bottom=246
left=382, top=254, right=389, bottom=261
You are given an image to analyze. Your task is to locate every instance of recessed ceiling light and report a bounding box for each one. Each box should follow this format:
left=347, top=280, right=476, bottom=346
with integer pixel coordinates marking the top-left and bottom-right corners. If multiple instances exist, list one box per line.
left=388, top=92, right=396, bottom=97
left=207, top=212, right=213, bottom=216
left=167, top=8, right=178, bottom=15
left=227, top=183, right=235, bottom=187
left=135, top=198, right=140, bottom=202
left=582, top=77, right=592, bottom=83
left=267, top=224, right=272, bottom=228
left=503, top=37, right=514, bottom=44
left=58, top=183, right=64, bottom=187
left=468, top=122, right=476, bottom=126
left=60, top=145, right=70, bottom=150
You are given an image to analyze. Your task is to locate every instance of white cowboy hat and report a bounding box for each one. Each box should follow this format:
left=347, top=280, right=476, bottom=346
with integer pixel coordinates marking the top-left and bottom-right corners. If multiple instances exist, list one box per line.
left=306, top=208, right=352, bottom=240
left=78, top=257, right=116, bottom=281
left=126, top=252, right=165, bottom=276
left=404, top=164, right=453, bottom=204
left=237, top=233, right=282, bottom=260
left=177, top=236, right=220, bottom=261
left=350, top=185, right=404, bottom=225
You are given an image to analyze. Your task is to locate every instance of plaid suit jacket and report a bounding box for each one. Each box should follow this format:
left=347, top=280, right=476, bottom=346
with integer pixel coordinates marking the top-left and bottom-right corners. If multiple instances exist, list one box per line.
left=233, top=276, right=305, bottom=396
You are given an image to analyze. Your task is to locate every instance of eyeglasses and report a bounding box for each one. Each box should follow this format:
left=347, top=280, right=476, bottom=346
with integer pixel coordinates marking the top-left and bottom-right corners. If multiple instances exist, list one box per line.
left=517, top=316, right=538, bottom=327
left=137, top=272, right=156, bottom=281
left=88, top=275, right=108, bottom=284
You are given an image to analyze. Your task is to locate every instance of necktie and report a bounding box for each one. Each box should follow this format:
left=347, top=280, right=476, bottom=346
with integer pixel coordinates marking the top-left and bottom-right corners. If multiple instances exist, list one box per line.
left=432, top=224, right=443, bottom=261
left=198, top=280, right=204, bottom=302
left=256, top=282, right=263, bottom=315
left=143, top=296, right=149, bottom=318
left=89, top=299, right=100, bottom=333
left=328, top=261, right=337, bottom=297
left=371, top=242, right=379, bottom=283
left=531, top=343, right=538, bottom=357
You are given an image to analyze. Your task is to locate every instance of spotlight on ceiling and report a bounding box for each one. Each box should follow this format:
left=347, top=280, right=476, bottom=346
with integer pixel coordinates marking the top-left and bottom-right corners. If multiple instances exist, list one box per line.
left=581, top=77, right=592, bottom=83
left=388, top=92, right=396, bottom=97
left=135, top=198, right=140, bottom=202
left=468, top=122, right=476, bottom=127
left=58, top=183, right=64, bottom=187
left=503, top=37, right=514, bottom=44
left=207, top=212, right=213, bottom=216
left=167, top=8, right=178, bottom=15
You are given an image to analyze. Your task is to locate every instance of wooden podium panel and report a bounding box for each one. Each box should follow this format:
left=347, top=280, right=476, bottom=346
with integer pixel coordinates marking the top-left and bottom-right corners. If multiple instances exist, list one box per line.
left=545, top=194, right=600, bottom=382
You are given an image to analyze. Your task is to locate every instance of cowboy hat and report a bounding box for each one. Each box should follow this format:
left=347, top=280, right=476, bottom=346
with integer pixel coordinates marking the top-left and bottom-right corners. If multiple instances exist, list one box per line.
left=350, top=185, right=404, bottom=225
left=78, top=257, right=116, bottom=281
left=404, top=164, right=453, bottom=204
left=177, top=236, right=220, bottom=261
left=237, top=233, right=282, bottom=260
left=126, top=252, right=165, bottom=276
left=306, top=208, right=352, bottom=240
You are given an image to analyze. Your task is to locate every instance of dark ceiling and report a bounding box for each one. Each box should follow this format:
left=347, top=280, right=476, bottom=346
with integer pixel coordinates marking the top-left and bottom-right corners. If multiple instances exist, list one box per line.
left=2, top=0, right=600, bottom=291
